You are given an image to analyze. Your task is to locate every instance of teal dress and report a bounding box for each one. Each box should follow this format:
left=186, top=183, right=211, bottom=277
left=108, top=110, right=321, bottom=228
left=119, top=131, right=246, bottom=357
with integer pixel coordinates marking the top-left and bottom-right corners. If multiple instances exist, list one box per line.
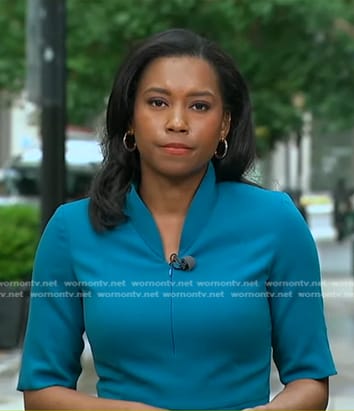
left=17, top=163, right=336, bottom=410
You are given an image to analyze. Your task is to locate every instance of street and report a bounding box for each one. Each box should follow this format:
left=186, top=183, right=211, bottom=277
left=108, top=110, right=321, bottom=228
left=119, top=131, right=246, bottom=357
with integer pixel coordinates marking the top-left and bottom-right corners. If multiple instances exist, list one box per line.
left=317, top=239, right=354, bottom=408
left=0, top=238, right=353, bottom=409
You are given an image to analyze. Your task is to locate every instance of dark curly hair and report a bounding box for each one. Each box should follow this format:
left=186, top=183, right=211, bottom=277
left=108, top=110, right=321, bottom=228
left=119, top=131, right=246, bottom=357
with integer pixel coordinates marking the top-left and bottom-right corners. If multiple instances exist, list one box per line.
left=89, top=28, right=256, bottom=231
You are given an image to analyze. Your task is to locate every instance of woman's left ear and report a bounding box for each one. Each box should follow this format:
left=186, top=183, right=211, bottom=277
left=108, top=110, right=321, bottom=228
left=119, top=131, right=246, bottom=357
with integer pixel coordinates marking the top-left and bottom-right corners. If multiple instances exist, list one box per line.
left=221, top=112, right=231, bottom=138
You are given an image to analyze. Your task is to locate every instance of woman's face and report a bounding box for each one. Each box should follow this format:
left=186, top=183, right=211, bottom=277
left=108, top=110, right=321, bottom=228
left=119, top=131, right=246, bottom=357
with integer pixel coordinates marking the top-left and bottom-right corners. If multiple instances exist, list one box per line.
left=131, top=56, right=230, bottom=181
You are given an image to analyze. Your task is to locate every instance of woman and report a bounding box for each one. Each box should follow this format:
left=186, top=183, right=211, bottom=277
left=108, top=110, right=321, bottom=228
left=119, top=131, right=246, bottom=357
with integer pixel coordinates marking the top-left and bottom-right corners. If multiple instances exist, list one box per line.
left=18, top=28, right=336, bottom=410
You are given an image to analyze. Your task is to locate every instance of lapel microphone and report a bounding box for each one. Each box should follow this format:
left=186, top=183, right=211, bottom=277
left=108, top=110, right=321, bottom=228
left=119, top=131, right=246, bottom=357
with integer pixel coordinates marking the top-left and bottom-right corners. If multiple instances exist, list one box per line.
left=169, top=253, right=196, bottom=271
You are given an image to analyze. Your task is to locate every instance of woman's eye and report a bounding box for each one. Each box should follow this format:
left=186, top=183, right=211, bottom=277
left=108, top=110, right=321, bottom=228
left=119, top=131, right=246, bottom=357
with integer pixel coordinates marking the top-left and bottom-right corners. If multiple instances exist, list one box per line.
left=150, top=99, right=166, bottom=108
left=192, top=102, right=210, bottom=111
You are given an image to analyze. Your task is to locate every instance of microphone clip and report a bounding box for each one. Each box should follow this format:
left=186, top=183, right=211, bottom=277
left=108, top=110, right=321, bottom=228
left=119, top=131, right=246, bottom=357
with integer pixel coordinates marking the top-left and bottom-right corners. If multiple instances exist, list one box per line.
left=169, top=253, right=196, bottom=271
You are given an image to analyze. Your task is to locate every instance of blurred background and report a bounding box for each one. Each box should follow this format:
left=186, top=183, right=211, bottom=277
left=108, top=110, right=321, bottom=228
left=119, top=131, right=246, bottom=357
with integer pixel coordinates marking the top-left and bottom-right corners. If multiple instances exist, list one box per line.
left=0, top=0, right=353, bottom=409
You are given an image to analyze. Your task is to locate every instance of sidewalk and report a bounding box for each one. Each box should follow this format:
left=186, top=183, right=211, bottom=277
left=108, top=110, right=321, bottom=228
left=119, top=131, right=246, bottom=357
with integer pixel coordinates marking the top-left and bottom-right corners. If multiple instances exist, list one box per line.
left=321, top=275, right=354, bottom=410
left=0, top=349, right=23, bottom=409
left=1, top=272, right=353, bottom=410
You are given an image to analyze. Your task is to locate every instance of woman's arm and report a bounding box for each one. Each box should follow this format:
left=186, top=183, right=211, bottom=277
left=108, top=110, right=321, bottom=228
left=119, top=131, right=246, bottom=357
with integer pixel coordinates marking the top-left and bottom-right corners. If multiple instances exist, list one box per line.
left=264, top=195, right=335, bottom=408
left=24, top=386, right=166, bottom=410
left=255, top=378, right=328, bottom=410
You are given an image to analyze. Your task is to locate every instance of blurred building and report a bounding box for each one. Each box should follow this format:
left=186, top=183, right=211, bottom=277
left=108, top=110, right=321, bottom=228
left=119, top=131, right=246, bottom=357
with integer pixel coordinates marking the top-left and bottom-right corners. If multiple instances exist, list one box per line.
left=0, top=93, right=102, bottom=201
left=0, top=93, right=38, bottom=167
left=260, top=123, right=354, bottom=195
left=312, top=128, right=354, bottom=191
left=0, top=93, right=99, bottom=168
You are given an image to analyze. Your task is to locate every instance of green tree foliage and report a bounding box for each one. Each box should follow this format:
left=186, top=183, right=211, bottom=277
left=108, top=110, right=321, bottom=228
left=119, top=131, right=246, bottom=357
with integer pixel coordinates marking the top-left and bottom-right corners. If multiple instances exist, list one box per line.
left=0, top=204, right=40, bottom=281
left=1, top=0, right=354, bottom=153
left=0, top=1, right=25, bottom=92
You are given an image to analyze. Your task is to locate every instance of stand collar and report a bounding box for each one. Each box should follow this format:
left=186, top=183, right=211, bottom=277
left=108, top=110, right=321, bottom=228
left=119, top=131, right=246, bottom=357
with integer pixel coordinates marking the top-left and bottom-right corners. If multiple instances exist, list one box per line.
left=125, top=162, right=217, bottom=262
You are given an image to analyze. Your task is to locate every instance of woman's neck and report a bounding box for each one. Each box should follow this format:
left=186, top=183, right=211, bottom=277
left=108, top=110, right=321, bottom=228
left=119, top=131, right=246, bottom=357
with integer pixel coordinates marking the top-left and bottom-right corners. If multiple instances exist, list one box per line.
left=138, top=168, right=206, bottom=217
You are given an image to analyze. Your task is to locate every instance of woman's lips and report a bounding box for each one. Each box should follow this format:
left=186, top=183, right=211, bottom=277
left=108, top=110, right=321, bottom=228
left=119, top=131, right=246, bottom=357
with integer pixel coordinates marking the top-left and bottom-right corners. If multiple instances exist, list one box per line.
left=161, top=143, right=192, bottom=155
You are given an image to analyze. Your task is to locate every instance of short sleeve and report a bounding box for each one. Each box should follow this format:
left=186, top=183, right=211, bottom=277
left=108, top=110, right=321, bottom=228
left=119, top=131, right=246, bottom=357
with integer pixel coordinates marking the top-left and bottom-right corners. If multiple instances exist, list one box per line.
left=17, top=205, right=85, bottom=391
left=267, top=193, right=337, bottom=385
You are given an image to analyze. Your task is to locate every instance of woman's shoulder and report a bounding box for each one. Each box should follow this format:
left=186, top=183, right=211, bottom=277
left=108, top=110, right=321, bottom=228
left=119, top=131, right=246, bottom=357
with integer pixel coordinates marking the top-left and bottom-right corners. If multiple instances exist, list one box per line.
left=218, top=180, right=291, bottom=207
left=50, top=197, right=92, bottom=233
left=217, top=181, right=309, bottom=239
left=218, top=180, right=305, bottom=224
left=58, top=197, right=90, bottom=219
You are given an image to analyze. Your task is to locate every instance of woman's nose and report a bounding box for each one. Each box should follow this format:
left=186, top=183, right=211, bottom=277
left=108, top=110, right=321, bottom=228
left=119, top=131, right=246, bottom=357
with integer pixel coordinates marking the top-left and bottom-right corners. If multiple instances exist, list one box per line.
left=166, top=106, right=188, bottom=133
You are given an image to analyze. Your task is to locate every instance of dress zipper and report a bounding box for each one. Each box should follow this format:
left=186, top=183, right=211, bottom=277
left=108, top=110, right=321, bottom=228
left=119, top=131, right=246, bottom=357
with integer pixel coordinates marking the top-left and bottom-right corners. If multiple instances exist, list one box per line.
left=168, top=262, right=176, bottom=354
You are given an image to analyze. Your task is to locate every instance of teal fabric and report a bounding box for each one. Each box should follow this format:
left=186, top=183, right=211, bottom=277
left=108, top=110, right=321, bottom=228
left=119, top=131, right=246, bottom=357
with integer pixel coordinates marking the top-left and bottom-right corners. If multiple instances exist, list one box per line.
left=17, top=163, right=336, bottom=410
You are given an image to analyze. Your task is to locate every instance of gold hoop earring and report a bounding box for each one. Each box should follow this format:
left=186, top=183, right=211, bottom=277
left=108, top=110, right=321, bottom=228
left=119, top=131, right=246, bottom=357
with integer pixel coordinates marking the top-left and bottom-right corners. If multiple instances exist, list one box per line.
left=123, top=131, right=137, bottom=152
left=214, top=138, right=228, bottom=160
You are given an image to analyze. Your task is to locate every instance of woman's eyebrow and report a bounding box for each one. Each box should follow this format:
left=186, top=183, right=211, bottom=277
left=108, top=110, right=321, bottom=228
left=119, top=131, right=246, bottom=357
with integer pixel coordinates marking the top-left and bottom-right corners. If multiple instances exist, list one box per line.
left=143, top=87, right=215, bottom=98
